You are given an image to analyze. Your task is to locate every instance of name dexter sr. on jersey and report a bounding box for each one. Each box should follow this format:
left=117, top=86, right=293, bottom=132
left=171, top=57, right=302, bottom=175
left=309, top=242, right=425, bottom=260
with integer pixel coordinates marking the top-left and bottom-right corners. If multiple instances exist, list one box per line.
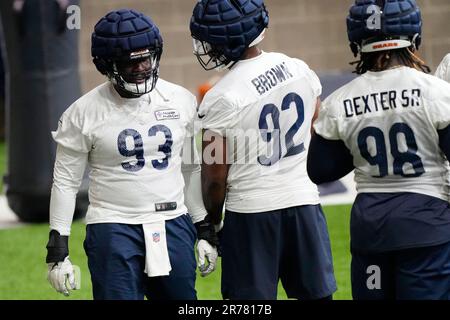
left=344, top=88, right=421, bottom=118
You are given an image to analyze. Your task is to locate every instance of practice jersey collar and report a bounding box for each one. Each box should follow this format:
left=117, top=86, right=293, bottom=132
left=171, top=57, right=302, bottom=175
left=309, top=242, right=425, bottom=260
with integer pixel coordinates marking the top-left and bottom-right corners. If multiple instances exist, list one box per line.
left=231, top=50, right=267, bottom=70
left=363, top=66, right=411, bottom=79
left=108, top=82, right=152, bottom=108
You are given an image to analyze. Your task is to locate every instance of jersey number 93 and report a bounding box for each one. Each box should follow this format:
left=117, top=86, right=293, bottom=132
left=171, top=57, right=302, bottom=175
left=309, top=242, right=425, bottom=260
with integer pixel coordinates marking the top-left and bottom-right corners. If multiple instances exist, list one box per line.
left=117, top=125, right=173, bottom=172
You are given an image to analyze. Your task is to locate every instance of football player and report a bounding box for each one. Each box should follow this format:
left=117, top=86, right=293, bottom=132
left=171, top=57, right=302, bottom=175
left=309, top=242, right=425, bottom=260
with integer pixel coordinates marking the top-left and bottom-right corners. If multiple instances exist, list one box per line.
left=45, top=9, right=219, bottom=300
left=308, top=0, right=450, bottom=300
left=190, top=0, right=337, bottom=300
left=435, top=54, right=450, bottom=192
left=435, top=53, right=450, bottom=82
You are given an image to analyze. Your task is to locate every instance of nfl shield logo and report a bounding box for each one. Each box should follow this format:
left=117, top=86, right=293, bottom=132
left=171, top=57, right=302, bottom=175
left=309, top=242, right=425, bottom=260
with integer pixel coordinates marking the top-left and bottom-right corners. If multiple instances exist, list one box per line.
left=152, top=232, right=160, bottom=243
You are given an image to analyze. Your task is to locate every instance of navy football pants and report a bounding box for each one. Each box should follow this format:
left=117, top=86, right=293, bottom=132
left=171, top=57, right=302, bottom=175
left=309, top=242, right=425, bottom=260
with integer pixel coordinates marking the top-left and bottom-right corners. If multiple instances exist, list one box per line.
left=351, top=241, right=450, bottom=300
left=221, top=205, right=337, bottom=300
left=83, top=214, right=197, bottom=300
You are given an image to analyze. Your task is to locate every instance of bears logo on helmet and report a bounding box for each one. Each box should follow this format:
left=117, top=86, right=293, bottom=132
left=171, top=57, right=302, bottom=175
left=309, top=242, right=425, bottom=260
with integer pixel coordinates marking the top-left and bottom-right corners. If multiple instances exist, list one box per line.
left=190, top=0, right=269, bottom=71
left=91, top=9, right=163, bottom=96
left=347, top=0, right=422, bottom=57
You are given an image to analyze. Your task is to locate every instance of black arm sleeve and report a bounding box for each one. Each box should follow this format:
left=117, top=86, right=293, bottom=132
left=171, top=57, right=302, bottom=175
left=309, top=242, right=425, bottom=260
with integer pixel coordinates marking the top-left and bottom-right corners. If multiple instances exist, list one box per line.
left=194, top=218, right=220, bottom=247
left=46, top=230, right=69, bottom=263
left=307, top=133, right=355, bottom=185
left=438, top=125, right=450, bottom=161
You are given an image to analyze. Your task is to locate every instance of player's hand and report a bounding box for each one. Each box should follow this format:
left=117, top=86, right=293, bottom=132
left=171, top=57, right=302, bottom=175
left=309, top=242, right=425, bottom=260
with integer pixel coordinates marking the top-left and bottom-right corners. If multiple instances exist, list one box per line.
left=196, top=239, right=218, bottom=277
left=46, top=230, right=77, bottom=296
left=194, top=219, right=220, bottom=277
left=47, top=256, right=77, bottom=296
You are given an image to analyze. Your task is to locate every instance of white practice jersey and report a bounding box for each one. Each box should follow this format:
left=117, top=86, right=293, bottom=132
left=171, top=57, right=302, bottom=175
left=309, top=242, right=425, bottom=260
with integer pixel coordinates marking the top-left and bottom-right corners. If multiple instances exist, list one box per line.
left=198, top=51, right=321, bottom=213
left=435, top=53, right=450, bottom=82
left=315, top=67, right=450, bottom=201
left=52, top=80, right=199, bottom=225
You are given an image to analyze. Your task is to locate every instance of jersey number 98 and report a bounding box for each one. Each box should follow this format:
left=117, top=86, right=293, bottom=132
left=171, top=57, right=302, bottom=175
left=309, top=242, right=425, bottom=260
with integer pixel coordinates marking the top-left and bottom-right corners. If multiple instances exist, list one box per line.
left=358, top=123, right=425, bottom=178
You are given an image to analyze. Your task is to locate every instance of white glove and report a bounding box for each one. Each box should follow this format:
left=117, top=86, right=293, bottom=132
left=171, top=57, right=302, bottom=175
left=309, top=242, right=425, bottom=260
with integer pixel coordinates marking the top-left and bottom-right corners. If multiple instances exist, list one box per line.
left=196, top=239, right=218, bottom=277
left=47, top=256, right=77, bottom=296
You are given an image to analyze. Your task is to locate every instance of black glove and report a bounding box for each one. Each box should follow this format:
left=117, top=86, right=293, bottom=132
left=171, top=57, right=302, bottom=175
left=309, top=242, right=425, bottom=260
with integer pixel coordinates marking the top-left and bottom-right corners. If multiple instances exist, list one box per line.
left=46, top=230, right=69, bottom=264
left=194, top=219, right=220, bottom=248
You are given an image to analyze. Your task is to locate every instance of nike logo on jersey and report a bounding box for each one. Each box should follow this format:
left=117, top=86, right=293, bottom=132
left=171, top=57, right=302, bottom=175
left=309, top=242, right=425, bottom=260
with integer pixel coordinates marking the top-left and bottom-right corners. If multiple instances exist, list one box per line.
left=251, top=62, right=294, bottom=96
left=343, top=89, right=421, bottom=118
left=154, top=109, right=180, bottom=121
left=198, top=114, right=206, bottom=119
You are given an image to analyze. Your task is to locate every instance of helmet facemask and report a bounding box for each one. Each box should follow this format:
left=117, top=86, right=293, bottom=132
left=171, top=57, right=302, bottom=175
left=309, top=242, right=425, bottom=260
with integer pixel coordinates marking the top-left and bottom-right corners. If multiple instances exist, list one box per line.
left=109, top=48, right=161, bottom=97
left=192, top=27, right=267, bottom=72
left=192, top=38, right=234, bottom=72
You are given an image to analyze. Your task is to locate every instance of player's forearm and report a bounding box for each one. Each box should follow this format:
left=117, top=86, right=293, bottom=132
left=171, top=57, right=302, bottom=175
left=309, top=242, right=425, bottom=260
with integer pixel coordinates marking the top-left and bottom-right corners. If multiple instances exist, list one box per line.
left=307, top=133, right=354, bottom=185
left=50, top=144, right=88, bottom=236
left=438, top=125, right=450, bottom=160
left=183, top=165, right=208, bottom=224
left=49, top=187, right=77, bottom=236
left=182, top=137, right=208, bottom=223
left=201, top=173, right=227, bottom=225
left=201, top=131, right=228, bottom=224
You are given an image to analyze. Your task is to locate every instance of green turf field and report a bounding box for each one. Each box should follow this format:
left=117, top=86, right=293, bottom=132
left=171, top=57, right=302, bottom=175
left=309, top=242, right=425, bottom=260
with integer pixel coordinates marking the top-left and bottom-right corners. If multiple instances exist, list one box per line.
left=0, top=143, right=6, bottom=193
left=0, top=205, right=352, bottom=300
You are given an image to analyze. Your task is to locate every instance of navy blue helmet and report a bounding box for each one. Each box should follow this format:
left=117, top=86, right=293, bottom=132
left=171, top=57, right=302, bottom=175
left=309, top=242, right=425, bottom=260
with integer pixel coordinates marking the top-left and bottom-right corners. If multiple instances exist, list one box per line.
left=91, top=9, right=163, bottom=96
left=347, top=0, right=422, bottom=56
left=190, top=0, right=269, bottom=71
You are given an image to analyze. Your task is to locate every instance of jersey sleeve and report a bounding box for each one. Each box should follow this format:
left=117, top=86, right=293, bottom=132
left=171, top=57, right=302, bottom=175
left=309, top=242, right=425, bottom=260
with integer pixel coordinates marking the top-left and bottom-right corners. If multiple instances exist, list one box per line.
left=426, top=82, right=450, bottom=130
left=181, top=137, right=207, bottom=224
left=435, top=54, right=450, bottom=82
left=52, top=105, right=92, bottom=153
left=313, top=99, right=340, bottom=140
left=185, top=93, right=200, bottom=138
left=306, top=67, right=322, bottom=98
left=294, top=58, right=322, bottom=98
left=197, top=95, right=238, bottom=137
left=50, top=144, right=88, bottom=236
